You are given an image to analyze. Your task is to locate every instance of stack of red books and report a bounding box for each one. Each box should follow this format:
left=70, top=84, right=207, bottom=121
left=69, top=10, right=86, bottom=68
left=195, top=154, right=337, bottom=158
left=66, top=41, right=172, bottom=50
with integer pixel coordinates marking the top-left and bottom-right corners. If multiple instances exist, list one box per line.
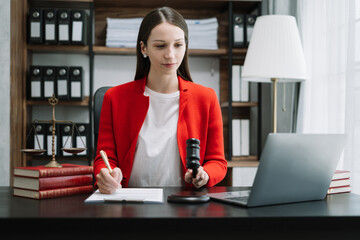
left=327, top=170, right=351, bottom=195
left=13, top=164, right=94, bottom=199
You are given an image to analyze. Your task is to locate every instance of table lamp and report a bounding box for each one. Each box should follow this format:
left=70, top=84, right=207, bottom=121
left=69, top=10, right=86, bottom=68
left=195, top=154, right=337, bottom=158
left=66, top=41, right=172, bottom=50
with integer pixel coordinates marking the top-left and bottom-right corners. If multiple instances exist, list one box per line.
left=241, top=15, right=306, bottom=133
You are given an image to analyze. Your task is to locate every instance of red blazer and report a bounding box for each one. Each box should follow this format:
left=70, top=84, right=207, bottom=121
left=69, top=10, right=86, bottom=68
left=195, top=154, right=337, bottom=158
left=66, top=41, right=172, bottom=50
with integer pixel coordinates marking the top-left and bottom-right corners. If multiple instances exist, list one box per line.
left=94, top=76, right=227, bottom=187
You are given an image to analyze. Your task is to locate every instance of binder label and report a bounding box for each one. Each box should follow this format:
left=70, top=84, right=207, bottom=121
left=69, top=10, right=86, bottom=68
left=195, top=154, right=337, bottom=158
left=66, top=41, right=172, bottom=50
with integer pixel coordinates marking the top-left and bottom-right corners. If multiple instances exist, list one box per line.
left=234, top=26, right=244, bottom=43
left=76, top=136, right=86, bottom=155
left=31, top=81, right=41, bottom=98
left=45, top=24, right=55, bottom=41
left=59, top=24, right=69, bottom=41
left=44, top=81, right=54, bottom=98
left=71, top=82, right=81, bottom=98
left=72, top=21, right=83, bottom=42
left=30, top=22, right=41, bottom=38
left=57, top=79, right=68, bottom=95
left=34, top=135, right=44, bottom=149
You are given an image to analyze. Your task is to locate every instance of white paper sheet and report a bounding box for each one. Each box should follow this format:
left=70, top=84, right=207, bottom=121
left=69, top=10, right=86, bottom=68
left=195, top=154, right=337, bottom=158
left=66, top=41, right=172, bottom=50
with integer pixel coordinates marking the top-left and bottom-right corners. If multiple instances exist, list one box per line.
left=84, top=188, right=164, bottom=203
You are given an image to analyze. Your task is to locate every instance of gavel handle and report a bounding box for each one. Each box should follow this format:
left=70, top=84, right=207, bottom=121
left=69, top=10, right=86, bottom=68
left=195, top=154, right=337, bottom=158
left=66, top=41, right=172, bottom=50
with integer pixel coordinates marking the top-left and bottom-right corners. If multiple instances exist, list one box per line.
left=193, top=170, right=198, bottom=178
left=192, top=166, right=198, bottom=178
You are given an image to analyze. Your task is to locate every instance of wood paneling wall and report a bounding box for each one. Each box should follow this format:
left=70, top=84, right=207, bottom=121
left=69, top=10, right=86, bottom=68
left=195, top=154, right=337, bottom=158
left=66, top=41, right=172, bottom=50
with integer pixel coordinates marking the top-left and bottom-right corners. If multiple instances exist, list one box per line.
left=10, top=0, right=28, bottom=182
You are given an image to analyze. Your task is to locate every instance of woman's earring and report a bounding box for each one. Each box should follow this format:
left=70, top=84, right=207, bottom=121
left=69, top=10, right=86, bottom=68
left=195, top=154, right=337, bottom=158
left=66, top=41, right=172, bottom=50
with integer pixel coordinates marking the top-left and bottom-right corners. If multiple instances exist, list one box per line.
left=143, top=53, right=147, bottom=58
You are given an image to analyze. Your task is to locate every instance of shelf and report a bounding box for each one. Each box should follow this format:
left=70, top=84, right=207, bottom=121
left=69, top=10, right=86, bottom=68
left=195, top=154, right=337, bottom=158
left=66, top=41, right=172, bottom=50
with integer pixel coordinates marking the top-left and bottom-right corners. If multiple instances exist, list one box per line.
left=189, top=49, right=227, bottom=56
left=27, top=45, right=89, bottom=54
left=92, top=46, right=227, bottom=56
left=227, top=156, right=259, bottom=168
left=221, top=101, right=258, bottom=108
left=93, top=46, right=135, bottom=55
left=31, top=0, right=93, bottom=2
left=25, top=155, right=90, bottom=162
left=228, top=48, right=248, bottom=60
left=29, top=0, right=93, bottom=8
left=27, top=45, right=245, bottom=57
left=27, top=96, right=90, bottom=106
left=94, top=0, right=261, bottom=11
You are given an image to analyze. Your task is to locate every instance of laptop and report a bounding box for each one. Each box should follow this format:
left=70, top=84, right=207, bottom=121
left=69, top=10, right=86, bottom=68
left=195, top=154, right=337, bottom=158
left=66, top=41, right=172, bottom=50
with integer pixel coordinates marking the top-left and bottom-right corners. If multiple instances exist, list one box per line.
left=208, top=133, right=346, bottom=207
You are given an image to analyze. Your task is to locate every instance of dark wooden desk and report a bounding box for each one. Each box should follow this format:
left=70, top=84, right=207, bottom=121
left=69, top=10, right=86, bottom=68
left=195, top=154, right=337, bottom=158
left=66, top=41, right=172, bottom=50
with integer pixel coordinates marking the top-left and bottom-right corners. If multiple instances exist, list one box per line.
left=1, top=186, right=360, bottom=239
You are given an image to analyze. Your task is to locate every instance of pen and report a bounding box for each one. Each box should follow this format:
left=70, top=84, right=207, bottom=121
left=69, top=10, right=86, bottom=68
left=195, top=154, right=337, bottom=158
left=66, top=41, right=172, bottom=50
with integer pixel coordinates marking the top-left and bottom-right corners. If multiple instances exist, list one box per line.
left=100, top=150, right=112, bottom=174
left=104, top=198, right=145, bottom=203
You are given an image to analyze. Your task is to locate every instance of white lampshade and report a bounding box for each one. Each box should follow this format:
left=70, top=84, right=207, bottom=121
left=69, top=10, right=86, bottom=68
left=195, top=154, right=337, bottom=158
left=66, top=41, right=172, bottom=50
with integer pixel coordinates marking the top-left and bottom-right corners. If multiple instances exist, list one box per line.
left=241, top=15, right=306, bottom=82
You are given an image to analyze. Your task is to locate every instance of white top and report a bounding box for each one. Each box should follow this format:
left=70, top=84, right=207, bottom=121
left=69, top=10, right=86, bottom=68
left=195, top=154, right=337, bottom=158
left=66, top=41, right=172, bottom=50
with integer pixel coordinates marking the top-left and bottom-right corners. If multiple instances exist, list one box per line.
left=128, top=86, right=182, bottom=187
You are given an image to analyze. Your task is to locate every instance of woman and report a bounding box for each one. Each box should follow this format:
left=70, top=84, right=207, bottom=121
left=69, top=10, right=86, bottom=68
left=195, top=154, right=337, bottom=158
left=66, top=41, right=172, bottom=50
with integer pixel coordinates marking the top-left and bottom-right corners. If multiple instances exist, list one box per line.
left=94, top=7, right=227, bottom=194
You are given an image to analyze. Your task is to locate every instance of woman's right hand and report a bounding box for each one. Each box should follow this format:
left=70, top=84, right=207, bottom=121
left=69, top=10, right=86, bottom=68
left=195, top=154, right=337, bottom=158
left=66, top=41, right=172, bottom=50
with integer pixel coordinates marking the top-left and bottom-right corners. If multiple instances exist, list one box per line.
left=96, top=167, right=123, bottom=194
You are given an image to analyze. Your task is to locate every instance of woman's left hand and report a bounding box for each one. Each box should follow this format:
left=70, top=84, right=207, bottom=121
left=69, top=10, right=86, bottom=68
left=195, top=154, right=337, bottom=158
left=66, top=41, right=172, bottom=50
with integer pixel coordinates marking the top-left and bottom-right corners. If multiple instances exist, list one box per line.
left=184, top=166, right=209, bottom=188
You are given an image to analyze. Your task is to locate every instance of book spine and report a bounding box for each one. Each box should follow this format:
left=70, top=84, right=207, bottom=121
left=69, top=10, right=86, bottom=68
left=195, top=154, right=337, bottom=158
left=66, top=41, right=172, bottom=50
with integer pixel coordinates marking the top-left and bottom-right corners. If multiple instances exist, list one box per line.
left=327, top=185, right=351, bottom=195
left=38, top=174, right=93, bottom=190
left=38, top=185, right=94, bottom=199
left=329, top=178, right=350, bottom=188
left=38, top=167, right=93, bottom=177
left=332, top=170, right=350, bottom=180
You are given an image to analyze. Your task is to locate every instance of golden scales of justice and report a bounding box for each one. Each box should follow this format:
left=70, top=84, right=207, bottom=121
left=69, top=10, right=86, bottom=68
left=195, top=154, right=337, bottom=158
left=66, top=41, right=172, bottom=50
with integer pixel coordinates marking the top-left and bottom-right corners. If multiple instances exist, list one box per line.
left=20, top=94, right=87, bottom=168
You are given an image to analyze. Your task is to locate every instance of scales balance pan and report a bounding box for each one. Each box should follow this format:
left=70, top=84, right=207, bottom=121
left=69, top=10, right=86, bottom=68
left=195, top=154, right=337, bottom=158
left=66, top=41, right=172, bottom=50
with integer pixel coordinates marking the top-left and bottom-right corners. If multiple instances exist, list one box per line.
left=20, top=149, right=47, bottom=155
left=61, top=147, right=87, bottom=154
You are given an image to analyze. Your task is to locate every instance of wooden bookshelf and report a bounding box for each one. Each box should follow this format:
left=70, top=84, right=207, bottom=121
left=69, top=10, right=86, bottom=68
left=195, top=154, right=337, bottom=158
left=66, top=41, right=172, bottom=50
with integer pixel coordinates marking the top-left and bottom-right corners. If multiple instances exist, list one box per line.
left=27, top=96, right=90, bottom=106
left=27, top=45, right=89, bottom=54
left=221, top=101, right=258, bottom=108
left=227, top=156, right=259, bottom=167
left=11, top=0, right=262, bottom=186
left=92, top=46, right=248, bottom=58
left=92, top=46, right=228, bottom=56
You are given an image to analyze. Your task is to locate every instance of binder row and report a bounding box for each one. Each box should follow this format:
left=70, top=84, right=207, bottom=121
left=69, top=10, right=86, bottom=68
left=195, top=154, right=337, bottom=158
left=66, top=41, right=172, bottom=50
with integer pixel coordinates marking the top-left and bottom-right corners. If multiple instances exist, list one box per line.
left=28, top=65, right=83, bottom=101
left=233, top=14, right=258, bottom=48
left=30, top=122, right=90, bottom=158
left=28, top=8, right=88, bottom=45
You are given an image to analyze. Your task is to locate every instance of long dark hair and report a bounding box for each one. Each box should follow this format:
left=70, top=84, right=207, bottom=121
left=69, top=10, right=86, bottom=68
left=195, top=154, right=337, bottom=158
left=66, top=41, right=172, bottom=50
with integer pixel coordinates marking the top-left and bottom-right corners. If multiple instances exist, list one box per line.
left=134, top=7, right=192, bottom=82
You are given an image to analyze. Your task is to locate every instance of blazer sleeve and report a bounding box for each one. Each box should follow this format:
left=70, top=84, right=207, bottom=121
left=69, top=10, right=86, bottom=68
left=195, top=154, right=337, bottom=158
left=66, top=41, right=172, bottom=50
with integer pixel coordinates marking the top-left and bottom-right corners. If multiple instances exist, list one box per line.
left=203, top=88, right=227, bottom=187
left=93, top=90, right=118, bottom=185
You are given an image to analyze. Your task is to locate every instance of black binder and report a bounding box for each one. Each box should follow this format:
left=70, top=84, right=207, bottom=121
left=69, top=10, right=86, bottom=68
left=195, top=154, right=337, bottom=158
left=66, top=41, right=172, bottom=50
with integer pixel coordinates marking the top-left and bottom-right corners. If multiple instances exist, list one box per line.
left=70, top=9, right=87, bottom=45
left=56, top=66, right=69, bottom=100
left=69, top=66, right=83, bottom=100
left=60, top=123, right=74, bottom=157
left=28, top=66, right=43, bottom=100
left=44, top=9, right=57, bottom=44
left=28, top=8, right=43, bottom=44
left=75, top=123, right=89, bottom=156
left=45, top=123, right=60, bottom=157
left=30, top=123, right=46, bottom=151
left=233, top=14, right=245, bottom=48
left=43, top=66, right=57, bottom=99
left=57, top=9, right=71, bottom=45
left=245, top=15, right=257, bottom=46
